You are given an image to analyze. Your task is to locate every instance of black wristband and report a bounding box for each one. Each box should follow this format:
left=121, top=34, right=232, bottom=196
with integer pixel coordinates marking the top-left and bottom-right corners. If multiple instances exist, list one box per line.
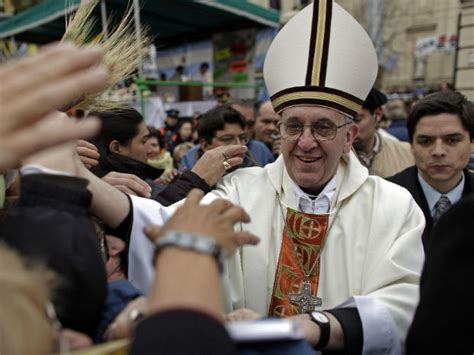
left=309, top=311, right=331, bottom=349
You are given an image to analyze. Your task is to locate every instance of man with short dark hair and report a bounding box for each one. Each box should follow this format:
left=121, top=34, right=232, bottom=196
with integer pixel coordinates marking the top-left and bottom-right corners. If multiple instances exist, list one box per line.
left=181, top=105, right=274, bottom=170
left=230, top=99, right=256, bottom=137
left=254, top=100, right=281, bottom=158
left=197, top=105, right=248, bottom=152
left=388, top=91, right=474, bottom=249
left=353, top=88, right=414, bottom=177
left=180, top=105, right=269, bottom=171
left=231, top=100, right=275, bottom=166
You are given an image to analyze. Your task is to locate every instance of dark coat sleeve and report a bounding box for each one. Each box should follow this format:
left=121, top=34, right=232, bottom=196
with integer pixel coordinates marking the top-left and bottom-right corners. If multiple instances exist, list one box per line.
left=0, top=174, right=107, bottom=338
left=324, top=308, right=363, bottom=354
left=153, top=170, right=211, bottom=206
left=131, top=309, right=237, bottom=355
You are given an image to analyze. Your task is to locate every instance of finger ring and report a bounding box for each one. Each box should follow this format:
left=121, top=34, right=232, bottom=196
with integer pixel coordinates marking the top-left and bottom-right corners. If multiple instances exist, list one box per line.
left=223, top=161, right=232, bottom=170
left=129, top=309, right=144, bottom=326
left=222, top=152, right=229, bottom=161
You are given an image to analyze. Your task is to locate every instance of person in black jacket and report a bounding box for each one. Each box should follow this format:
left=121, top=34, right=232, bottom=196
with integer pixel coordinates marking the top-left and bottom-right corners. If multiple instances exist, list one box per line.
left=388, top=91, right=474, bottom=250
left=406, top=194, right=474, bottom=354
left=0, top=173, right=257, bottom=353
left=1, top=173, right=107, bottom=339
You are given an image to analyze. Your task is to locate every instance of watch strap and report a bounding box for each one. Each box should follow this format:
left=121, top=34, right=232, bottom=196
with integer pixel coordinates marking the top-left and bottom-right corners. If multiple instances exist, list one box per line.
left=310, top=311, right=330, bottom=349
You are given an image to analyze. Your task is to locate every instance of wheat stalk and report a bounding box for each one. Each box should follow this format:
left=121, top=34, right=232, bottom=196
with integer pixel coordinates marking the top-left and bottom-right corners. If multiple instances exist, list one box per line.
left=62, top=0, right=150, bottom=111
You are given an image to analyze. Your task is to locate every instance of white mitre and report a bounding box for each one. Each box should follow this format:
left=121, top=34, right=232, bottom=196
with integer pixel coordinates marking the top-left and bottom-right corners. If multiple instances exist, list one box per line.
left=264, top=0, right=378, bottom=117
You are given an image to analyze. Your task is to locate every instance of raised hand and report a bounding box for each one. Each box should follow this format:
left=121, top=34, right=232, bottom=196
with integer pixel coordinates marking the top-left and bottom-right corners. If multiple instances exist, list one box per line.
left=0, top=43, right=109, bottom=169
left=76, top=140, right=100, bottom=170
left=192, top=145, right=248, bottom=186
left=102, top=171, right=152, bottom=198
left=144, top=189, right=259, bottom=256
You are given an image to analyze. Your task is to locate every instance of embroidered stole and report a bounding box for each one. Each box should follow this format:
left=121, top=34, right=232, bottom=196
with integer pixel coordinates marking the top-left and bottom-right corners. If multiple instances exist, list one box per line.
left=269, top=207, right=329, bottom=317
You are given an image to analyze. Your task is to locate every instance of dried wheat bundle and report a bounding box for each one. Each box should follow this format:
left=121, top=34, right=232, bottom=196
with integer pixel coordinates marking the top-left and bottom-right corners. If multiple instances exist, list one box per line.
left=62, top=0, right=150, bottom=111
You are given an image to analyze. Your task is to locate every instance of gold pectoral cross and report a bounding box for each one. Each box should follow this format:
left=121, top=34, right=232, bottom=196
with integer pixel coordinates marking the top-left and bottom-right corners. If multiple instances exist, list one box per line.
left=289, top=279, right=322, bottom=313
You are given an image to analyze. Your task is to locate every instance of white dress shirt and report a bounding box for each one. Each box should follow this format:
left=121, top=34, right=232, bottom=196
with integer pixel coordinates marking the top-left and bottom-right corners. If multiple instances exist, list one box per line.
left=417, top=172, right=465, bottom=217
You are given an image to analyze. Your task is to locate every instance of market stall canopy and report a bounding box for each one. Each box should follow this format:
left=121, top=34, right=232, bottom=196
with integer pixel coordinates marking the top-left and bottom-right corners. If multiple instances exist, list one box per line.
left=0, top=0, right=280, bottom=43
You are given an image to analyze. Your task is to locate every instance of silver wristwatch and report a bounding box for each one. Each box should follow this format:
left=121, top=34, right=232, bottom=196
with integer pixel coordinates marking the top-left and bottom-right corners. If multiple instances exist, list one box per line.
left=153, top=231, right=225, bottom=272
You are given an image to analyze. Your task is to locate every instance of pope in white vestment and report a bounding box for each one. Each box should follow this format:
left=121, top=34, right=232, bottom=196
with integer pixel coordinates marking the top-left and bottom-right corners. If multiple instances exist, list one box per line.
left=127, top=1, right=426, bottom=352
left=128, top=150, right=424, bottom=352
left=213, top=151, right=424, bottom=351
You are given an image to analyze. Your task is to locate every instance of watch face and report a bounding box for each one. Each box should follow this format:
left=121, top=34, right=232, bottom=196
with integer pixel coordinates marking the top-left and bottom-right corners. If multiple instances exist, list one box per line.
left=312, top=312, right=329, bottom=324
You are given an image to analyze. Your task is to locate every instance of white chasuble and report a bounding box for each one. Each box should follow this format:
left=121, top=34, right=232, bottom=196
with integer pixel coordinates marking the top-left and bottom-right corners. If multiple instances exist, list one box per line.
left=128, top=151, right=425, bottom=354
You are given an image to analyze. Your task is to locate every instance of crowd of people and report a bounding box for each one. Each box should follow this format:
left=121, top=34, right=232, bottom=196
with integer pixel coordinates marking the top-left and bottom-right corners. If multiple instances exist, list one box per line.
left=0, top=0, right=473, bottom=354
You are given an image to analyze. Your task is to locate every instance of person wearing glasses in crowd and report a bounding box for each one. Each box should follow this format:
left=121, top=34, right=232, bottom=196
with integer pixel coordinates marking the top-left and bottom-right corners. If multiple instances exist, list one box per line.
left=129, top=1, right=423, bottom=353
left=180, top=105, right=273, bottom=171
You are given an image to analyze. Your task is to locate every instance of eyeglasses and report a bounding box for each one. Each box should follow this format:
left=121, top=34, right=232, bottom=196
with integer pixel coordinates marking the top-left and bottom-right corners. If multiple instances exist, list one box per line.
left=214, top=133, right=249, bottom=145
left=277, top=120, right=351, bottom=142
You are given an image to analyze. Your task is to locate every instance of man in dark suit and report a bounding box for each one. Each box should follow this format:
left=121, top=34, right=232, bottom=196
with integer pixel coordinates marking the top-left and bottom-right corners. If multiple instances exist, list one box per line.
left=405, top=194, right=474, bottom=354
left=388, top=91, right=474, bottom=250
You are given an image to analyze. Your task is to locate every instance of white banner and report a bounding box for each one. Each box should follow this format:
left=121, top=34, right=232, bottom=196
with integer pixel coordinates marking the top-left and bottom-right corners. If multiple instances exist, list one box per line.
left=415, top=34, right=457, bottom=57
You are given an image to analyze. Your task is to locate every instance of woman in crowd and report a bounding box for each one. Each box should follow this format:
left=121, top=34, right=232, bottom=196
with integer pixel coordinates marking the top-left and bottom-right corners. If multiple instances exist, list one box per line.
left=169, top=119, right=194, bottom=153
left=88, top=108, right=241, bottom=205
left=145, top=127, right=173, bottom=177
left=90, top=108, right=164, bottom=185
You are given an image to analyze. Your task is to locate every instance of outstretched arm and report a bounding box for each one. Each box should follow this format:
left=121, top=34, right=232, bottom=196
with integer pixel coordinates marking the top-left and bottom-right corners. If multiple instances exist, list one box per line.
left=131, top=190, right=259, bottom=355
left=23, top=131, right=132, bottom=229
left=144, top=189, right=259, bottom=318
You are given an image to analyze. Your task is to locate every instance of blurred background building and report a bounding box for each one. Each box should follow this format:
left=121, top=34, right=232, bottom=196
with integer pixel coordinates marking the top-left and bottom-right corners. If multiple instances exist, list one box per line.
left=252, top=0, right=474, bottom=100
left=1, top=0, right=474, bottom=104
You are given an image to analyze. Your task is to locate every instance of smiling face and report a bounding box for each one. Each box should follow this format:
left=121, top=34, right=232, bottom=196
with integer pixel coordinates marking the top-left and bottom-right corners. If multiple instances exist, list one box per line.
left=412, top=113, right=473, bottom=192
left=145, top=136, right=160, bottom=160
left=280, top=106, right=358, bottom=194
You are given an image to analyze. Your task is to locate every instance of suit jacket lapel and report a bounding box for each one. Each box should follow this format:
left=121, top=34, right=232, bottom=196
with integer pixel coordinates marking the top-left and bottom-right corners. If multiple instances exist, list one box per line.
left=402, top=167, right=433, bottom=248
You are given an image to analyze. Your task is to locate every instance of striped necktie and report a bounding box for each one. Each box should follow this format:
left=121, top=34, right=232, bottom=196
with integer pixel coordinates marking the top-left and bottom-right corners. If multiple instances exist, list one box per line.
left=433, top=195, right=452, bottom=221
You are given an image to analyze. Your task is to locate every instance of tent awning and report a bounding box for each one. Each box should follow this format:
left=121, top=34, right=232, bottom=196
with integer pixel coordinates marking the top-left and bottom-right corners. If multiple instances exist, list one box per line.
left=195, top=0, right=280, bottom=28
left=0, top=0, right=80, bottom=39
left=0, top=0, right=280, bottom=42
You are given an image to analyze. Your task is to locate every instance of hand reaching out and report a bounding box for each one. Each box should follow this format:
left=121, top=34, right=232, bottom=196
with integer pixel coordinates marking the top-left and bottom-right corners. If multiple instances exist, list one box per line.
left=102, top=172, right=152, bottom=198
left=224, top=308, right=263, bottom=322
left=192, top=145, right=248, bottom=186
left=76, top=140, right=100, bottom=170
left=156, top=169, right=180, bottom=185
left=144, top=189, right=259, bottom=256
left=0, top=43, right=109, bottom=169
